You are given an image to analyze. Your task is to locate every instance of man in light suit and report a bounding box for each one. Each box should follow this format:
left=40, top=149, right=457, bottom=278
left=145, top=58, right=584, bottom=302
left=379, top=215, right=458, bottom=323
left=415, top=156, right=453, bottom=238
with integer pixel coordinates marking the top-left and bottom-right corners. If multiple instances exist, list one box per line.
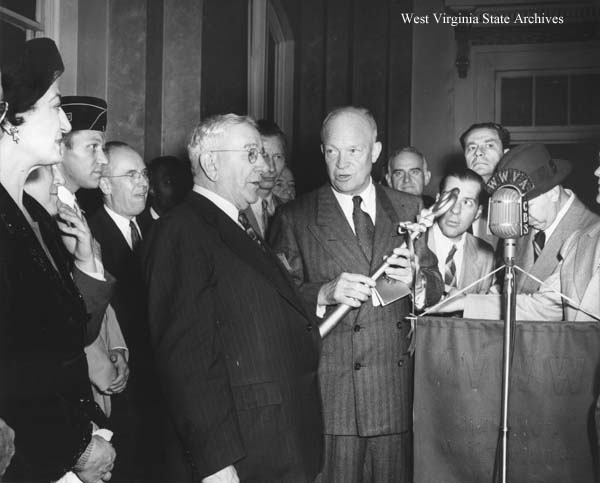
left=505, top=144, right=599, bottom=295
left=144, top=114, right=323, bottom=483
left=269, top=106, right=443, bottom=482
left=442, top=144, right=600, bottom=320
left=427, top=168, right=495, bottom=296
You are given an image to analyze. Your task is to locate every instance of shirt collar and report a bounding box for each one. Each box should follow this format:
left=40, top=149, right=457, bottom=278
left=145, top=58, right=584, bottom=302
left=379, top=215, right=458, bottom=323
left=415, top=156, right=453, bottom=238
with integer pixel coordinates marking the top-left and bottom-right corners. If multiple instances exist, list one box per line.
left=543, top=188, right=574, bottom=239
left=432, top=221, right=466, bottom=253
left=330, top=178, right=377, bottom=223
left=104, top=204, right=140, bottom=247
left=193, top=184, right=240, bottom=224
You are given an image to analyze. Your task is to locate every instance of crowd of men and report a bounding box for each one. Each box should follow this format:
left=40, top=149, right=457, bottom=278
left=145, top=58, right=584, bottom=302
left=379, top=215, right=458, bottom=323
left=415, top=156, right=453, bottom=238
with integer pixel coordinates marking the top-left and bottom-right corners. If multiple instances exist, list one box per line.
left=2, top=38, right=600, bottom=483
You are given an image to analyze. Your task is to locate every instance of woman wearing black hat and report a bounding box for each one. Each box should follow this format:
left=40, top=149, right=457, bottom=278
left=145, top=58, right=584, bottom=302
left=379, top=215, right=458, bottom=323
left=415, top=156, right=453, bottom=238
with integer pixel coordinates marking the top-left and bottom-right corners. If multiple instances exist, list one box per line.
left=0, top=38, right=116, bottom=482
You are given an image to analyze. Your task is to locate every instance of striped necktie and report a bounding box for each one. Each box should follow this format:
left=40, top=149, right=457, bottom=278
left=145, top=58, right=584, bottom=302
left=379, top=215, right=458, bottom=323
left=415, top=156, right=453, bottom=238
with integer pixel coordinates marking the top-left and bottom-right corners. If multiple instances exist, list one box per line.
left=130, top=220, right=142, bottom=252
left=352, top=195, right=374, bottom=262
left=533, top=230, right=545, bottom=262
left=238, top=211, right=265, bottom=250
left=444, top=244, right=458, bottom=289
left=261, top=198, right=270, bottom=236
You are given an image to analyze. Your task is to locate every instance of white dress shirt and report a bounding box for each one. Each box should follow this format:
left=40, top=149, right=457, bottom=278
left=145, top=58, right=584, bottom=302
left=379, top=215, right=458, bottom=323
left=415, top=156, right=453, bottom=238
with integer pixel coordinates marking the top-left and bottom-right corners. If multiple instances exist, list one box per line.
left=193, top=184, right=243, bottom=228
left=330, top=178, right=377, bottom=232
left=104, top=205, right=142, bottom=250
left=543, top=188, right=575, bottom=240
left=430, top=222, right=466, bottom=288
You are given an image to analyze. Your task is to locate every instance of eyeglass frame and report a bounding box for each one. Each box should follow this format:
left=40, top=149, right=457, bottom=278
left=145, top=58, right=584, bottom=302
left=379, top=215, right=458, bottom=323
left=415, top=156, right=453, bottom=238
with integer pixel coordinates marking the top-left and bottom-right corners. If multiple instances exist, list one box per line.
left=205, top=147, right=267, bottom=164
left=103, top=168, right=149, bottom=182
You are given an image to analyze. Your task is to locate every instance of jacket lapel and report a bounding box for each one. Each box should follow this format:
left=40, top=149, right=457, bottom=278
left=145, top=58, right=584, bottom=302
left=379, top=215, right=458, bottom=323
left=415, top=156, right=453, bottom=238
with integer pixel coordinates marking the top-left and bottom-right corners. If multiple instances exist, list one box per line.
left=97, top=207, right=134, bottom=256
left=459, top=234, right=476, bottom=289
left=308, top=185, right=371, bottom=276
left=370, top=184, right=404, bottom=273
left=189, top=192, right=310, bottom=319
left=574, top=224, right=600, bottom=313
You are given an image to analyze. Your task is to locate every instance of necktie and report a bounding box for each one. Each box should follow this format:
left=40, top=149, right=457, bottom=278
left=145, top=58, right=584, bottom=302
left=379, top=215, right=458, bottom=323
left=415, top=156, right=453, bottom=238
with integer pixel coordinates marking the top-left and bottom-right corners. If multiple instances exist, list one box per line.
left=533, top=230, right=545, bottom=262
left=130, top=219, right=142, bottom=251
left=238, top=211, right=265, bottom=250
left=352, top=196, right=374, bottom=261
left=261, top=198, right=270, bottom=236
left=444, top=244, right=458, bottom=289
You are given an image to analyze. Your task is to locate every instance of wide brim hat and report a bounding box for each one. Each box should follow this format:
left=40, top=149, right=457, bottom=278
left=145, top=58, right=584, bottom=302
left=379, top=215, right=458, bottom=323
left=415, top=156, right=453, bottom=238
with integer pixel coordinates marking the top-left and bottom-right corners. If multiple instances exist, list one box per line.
left=61, top=96, right=107, bottom=132
left=486, top=143, right=572, bottom=199
left=1, top=38, right=64, bottom=122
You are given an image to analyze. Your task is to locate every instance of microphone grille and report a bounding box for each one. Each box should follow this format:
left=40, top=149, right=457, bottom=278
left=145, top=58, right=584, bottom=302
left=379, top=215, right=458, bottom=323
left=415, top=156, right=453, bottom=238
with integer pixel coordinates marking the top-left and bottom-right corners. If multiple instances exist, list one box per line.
left=488, top=186, right=524, bottom=239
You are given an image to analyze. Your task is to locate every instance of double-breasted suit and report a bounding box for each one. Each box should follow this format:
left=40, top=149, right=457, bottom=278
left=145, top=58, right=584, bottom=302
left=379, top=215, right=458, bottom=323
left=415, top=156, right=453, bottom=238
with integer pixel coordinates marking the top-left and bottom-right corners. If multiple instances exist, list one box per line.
left=514, top=195, right=599, bottom=294
left=269, top=183, right=443, bottom=439
left=143, top=191, right=323, bottom=482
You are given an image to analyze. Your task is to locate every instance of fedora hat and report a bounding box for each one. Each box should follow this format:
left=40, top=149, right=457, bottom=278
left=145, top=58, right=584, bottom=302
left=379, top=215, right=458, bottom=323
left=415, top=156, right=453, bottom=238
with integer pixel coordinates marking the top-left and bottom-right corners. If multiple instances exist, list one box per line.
left=490, top=143, right=572, bottom=199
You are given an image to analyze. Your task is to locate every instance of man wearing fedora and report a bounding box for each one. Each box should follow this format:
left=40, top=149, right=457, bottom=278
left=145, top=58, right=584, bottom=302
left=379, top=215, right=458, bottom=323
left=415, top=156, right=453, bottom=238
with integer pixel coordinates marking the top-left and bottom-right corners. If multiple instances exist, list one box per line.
left=500, top=143, right=598, bottom=296
left=438, top=143, right=599, bottom=319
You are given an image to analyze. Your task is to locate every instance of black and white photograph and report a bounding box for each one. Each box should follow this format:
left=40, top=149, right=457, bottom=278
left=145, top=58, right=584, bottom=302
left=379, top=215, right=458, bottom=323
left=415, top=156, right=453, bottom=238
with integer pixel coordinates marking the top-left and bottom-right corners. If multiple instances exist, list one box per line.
left=0, top=1, right=599, bottom=482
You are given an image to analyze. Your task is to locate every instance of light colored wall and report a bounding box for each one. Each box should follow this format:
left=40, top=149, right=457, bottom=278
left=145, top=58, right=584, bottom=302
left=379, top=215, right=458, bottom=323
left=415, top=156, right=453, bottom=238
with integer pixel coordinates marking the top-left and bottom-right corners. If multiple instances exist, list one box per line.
left=410, top=0, right=460, bottom=196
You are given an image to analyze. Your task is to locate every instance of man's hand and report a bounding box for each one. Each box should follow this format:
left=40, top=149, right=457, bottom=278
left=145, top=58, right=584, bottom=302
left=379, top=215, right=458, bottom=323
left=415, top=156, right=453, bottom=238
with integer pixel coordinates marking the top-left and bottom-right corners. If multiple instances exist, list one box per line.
left=384, top=246, right=417, bottom=286
left=75, top=434, right=116, bottom=483
left=105, top=349, right=129, bottom=394
left=202, top=465, right=239, bottom=482
left=56, top=201, right=98, bottom=273
left=317, top=272, right=376, bottom=308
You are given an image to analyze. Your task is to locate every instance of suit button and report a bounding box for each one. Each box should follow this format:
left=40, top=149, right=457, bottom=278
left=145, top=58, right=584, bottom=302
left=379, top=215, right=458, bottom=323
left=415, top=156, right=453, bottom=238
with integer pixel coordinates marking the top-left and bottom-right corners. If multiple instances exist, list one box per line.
left=354, top=362, right=362, bottom=370
left=306, top=323, right=313, bottom=331
left=353, top=324, right=361, bottom=332
left=398, top=359, right=404, bottom=367
left=397, top=321, right=403, bottom=329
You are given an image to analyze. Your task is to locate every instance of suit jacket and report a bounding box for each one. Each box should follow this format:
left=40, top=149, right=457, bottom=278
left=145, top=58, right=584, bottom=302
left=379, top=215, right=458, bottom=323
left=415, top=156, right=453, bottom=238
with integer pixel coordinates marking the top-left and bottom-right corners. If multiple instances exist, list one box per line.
left=514, top=195, right=599, bottom=294
left=136, top=205, right=156, bottom=238
left=143, top=191, right=323, bottom=482
left=269, top=183, right=443, bottom=436
left=88, top=207, right=151, bottom=377
left=427, top=230, right=495, bottom=294
left=0, top=188, right=109, bottom=481
left=560, top=221, right=600, bottom=321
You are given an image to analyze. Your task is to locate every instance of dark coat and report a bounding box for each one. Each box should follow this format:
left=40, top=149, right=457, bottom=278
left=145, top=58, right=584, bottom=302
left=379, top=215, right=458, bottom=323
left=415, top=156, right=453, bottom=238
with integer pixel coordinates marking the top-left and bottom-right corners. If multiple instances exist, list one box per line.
left=0, top=187, right=109, bottom=482
left=143, top=191, right=323, bottom=482
left=269, top=183, right=443, bottom=436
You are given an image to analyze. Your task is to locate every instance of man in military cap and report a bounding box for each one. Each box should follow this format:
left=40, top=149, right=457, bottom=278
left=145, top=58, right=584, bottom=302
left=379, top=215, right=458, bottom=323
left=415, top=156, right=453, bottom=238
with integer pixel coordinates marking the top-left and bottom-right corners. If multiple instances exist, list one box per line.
left=59, top=96, right=109, bottom=215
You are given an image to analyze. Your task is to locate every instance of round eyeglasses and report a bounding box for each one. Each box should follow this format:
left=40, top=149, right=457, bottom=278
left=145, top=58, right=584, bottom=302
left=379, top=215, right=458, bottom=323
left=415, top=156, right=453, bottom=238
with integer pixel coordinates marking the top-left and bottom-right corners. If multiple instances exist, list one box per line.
left=104, top=168, right=149, bottom=182
left=207, top=147, right=267, bottom=164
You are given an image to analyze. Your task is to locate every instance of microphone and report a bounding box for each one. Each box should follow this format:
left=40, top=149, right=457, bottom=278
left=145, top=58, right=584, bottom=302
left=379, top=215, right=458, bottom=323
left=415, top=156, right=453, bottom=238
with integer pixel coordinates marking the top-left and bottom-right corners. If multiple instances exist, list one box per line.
left=319, top=188, right=459, bottom=338
left=488, top=186, right=528, bottom=239
left=487, top=179, right=529, bottom=265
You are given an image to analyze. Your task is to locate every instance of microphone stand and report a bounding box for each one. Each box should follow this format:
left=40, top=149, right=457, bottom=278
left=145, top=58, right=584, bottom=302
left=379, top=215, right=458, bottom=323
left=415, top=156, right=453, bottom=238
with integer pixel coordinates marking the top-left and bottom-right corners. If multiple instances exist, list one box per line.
left=498, top=237, right=516, bottom=483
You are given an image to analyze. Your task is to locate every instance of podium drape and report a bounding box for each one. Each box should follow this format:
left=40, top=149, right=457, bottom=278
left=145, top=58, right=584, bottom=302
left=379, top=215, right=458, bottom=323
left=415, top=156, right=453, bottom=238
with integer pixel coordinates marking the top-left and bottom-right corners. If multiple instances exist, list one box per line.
left=414, top=316, right=600, bottom=483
